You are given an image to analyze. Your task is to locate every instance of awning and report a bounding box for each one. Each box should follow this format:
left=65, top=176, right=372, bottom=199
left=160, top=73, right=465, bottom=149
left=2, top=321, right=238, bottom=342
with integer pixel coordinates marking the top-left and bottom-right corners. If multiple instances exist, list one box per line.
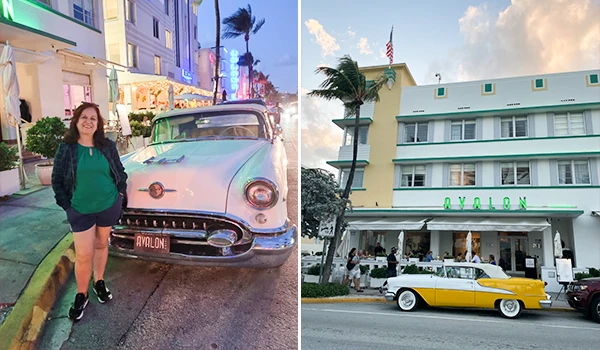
left=57, top=49, right=129, bottom=70
left=426, top=217, right=550, bottom=232
left=347, top=218, right=427, bottom=231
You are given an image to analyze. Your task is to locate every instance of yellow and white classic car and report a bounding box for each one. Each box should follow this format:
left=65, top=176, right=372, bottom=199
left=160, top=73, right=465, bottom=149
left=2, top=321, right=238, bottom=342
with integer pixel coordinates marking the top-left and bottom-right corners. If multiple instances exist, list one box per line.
left=109, top=100, right=296, bottom=268
left=384, top=262, right=552, bottom=318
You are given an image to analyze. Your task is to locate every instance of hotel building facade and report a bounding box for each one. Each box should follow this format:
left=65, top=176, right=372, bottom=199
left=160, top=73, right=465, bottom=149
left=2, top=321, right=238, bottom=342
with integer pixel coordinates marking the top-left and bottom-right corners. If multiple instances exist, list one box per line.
left=326, top=64, right=600, bottom=292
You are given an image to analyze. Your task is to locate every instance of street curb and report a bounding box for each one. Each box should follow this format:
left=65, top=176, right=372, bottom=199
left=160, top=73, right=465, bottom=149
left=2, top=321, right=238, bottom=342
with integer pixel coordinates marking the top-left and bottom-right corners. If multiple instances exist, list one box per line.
left=301, top=297, right=576, bottom=312
left=0, top=233, right=74, bottom=350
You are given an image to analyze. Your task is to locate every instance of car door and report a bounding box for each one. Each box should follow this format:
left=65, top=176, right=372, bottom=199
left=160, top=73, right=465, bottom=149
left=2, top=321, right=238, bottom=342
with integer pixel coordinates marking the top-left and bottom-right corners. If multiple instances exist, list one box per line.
left=434, top=266, right=476, bottom=307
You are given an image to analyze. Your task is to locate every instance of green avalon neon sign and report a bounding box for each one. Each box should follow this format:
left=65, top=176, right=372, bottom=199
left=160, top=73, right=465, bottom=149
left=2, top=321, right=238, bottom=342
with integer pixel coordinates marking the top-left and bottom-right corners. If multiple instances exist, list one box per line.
left=444, top=196, right=527, bottom=210
left=1, top=0, right=14, bottom=21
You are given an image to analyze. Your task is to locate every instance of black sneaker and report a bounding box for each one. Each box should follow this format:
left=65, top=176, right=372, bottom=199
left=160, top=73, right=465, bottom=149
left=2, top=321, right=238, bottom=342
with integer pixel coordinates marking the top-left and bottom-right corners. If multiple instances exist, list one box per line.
left=92, top=280, right=113, bottom=303
left=69, top=293, right=89, bottom=321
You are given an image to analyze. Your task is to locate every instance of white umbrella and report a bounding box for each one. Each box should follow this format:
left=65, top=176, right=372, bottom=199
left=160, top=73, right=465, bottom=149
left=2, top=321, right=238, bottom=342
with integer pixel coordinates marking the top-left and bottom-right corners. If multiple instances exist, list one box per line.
left=335, top=230, right=350, bottom=258
left=466, top=231, right=472, bottom=262
left=108, top=67, right=119, bottom=116
left=1, top=41, right=26, bottom=189
left=174, top=93, right=210, bottom=100
left=397, top=231, right=404, bottom=259
left=168, top=84, right=174, bottom=110
left=553, top=231, right=563, bottom=258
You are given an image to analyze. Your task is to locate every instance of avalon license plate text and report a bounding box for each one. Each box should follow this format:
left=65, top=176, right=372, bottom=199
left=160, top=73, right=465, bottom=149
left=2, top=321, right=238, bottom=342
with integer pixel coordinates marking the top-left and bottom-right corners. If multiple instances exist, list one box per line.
left=134, top=233, right=170, bottom=254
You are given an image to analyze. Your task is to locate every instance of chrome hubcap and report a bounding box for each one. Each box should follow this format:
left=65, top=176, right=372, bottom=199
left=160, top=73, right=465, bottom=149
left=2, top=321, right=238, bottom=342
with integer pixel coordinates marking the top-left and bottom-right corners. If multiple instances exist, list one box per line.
left=504, top=300, right=516, bottom=312
left=400, top=293, right=415, bottom=308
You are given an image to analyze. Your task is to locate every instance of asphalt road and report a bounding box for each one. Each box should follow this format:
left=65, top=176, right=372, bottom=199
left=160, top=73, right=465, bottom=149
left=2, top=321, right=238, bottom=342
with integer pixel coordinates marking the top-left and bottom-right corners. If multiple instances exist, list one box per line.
left=39, top=113, right=299, bottom=350
left=301, top=303, right=600, bottom=350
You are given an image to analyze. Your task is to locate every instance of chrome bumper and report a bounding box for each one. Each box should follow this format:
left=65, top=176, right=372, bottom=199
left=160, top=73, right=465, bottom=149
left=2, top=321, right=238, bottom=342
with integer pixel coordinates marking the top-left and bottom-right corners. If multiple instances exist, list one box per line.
left=385, top=291, right=395, bottom=302
left=109, top=222, right=297, bottom=268
left=539, top=294, right=552, bottom=309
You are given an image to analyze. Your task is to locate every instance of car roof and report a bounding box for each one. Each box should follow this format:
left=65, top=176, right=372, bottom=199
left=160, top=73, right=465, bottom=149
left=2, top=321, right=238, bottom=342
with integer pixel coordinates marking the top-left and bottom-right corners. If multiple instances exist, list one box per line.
left=152, top=102, right=268, bottom=123
left=443, top=262, right=509, bottom=279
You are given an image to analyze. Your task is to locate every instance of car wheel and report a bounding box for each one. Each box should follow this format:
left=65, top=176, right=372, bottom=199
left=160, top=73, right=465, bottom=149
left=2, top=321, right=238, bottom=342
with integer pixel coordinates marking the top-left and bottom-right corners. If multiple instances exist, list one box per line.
left=396, top=289, right=419, bottom=312
left=590, top=297, right=600, bottom=324
left=498, top=299, right=522, bottom=319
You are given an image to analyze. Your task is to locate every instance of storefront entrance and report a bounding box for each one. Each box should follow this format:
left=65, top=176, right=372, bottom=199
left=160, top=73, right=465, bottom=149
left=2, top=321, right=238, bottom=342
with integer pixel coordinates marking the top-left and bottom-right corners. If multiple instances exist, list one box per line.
left=499, top=236, right=528, bottom=275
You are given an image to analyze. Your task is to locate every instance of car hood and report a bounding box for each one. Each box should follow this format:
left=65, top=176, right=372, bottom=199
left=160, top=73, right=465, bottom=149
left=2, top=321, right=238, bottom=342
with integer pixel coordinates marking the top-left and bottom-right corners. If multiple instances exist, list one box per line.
left=121, top=140, right=269, bottom=213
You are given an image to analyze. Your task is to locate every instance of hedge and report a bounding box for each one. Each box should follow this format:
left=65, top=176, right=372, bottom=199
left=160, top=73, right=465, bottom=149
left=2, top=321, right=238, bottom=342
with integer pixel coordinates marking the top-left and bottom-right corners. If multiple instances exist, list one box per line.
left=307, top=264, right=321, bottom=276
left=301, top=283, right=350, bottom=298
left=370, top=267, right=388, bottom=279
left=402, top=264, right=434, bottom=274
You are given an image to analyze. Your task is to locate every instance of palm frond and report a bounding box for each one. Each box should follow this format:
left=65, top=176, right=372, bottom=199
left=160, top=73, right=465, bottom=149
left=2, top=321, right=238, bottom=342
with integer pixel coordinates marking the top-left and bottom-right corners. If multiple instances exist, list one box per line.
left=307, top=89, right=352, bottom=102
left=253, top=18, right=266, bottom=34
left=364, top=74, right=387, bottom=102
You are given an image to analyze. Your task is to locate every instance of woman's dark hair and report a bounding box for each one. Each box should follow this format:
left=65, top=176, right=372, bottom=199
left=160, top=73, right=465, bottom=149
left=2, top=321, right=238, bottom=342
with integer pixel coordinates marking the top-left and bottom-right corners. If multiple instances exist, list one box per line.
left=349, top=248, right=356, bottom=257
left=64, top=102, right=110, bottom=148
left=489, top=254, right=495, bottom=261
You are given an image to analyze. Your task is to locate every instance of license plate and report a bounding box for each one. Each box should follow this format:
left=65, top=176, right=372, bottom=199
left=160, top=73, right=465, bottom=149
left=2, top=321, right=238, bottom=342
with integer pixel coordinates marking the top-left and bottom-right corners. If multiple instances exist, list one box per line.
left=134, top=233, right=170, bottom=254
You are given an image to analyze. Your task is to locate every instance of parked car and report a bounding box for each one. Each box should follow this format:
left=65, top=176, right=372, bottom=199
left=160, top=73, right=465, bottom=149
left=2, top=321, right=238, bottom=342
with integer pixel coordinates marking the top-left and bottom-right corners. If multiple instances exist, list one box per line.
left=109, top=100, right=296, bottom=268
left=384, top=262, right=551, bottom=318
left=566, top=277, right=600, bottom=323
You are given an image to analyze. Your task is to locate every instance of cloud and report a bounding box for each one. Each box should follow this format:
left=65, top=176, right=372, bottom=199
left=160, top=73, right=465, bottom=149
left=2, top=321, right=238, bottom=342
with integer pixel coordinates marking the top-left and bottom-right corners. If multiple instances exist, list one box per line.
left=275, top=53, right=298, bottom=66
left=425, top=0, right=600, bottom=84
left=357, top=38, right=373, bottom=55
left=300, top=92, right=344, bottom=173
left=305, top=19, right=341, bottom=57
left=347, top=27, right=356, bottom=38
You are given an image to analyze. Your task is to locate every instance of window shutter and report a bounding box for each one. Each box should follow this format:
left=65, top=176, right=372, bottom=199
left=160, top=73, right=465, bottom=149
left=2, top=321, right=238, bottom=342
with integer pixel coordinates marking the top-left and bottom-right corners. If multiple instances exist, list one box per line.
left=528, top=114, right=535, bottom=137
left=476, top=162, right=483, bottom=187
left=428, top=121, right=435, bottom=142
left=584, top=110, right=593, bottom=135
left=444, top=120, right=451, bottom=142
left=549, top=160, right=558, bottom=186
left=493, top=117, right=500, bottom=139
left=397, top=122, right=405, bottom=144
left=442, top=163, right=449, bottom=187
left=546, top=113, right=555, bottom=136
left=476, top=118, right=483, bottom=140
left=426, top=164, right=432, bottom=187
left=394, top=164, right=401, bottom=188
left=590, top=158, right=599, bottom=185
left=493, top=162, right=500, bottom=186
left=530, top=160, right=538, bottom=186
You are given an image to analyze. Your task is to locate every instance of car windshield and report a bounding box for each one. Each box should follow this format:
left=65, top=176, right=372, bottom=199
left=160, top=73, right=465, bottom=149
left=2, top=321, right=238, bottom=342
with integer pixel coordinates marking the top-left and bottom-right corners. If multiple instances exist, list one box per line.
left=150, top=111, right=266, bottom=143
left=436, top=268, right=446, bottom=277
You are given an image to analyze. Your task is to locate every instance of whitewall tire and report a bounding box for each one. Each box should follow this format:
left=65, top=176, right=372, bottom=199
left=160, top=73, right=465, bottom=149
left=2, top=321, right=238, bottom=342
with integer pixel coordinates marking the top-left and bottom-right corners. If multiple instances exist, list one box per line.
left=396, top=290, right=418, bottom=312
left=498, top=299, right=522, bottom=318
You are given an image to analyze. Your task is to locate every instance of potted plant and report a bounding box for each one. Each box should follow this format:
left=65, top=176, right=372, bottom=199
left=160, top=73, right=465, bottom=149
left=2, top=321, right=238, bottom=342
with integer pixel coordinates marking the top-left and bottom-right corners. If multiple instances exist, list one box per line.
left=369, top=267, right=388, bottom=288
left=303, top=263, right=321, bottom=283
left=0, top=142, right=19, bottom=196
left=359, top=265, right=370, bottom=287
left=25, top=117, right=67, bottom=185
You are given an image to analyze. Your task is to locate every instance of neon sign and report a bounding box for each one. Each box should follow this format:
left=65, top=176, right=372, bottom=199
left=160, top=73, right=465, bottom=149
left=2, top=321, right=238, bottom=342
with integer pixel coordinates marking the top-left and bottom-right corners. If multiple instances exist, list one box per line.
left=1, top=0, right=14, bottom=21
left=230, top=49, right=239, bottom=100
left=181, top=69, right=192, bottom=84
left=443, top=196, right=527, bottom=210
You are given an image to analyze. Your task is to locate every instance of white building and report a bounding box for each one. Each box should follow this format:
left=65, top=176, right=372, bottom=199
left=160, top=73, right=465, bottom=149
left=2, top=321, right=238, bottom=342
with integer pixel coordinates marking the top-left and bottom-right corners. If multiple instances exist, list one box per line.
left=1, top=0, right=110, bottom=141
left=324, top=67, right=600, bottom=292
left=103, top=0, right=209, bottom=112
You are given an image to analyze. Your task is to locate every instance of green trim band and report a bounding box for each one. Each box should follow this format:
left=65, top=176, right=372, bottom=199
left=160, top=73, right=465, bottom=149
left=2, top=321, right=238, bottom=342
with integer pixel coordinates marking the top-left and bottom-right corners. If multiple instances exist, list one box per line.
left=326, top=160, right=370, bottom=168
left=396, top=102, right=600, bottom=119
left=24, top=0, right=102, bottom=34
left=396, top=134, right=600, bottom=147
left=348, top=209, right=584, bottom=215
left=392, top=151, right=600, bottom=163
left=393, top=186, right=600, bottom=191
left=351, top=188, right=367, bottom=191
left=332, top=117, right=374, bottom=129
left=0, top=15, right=77, bottom=47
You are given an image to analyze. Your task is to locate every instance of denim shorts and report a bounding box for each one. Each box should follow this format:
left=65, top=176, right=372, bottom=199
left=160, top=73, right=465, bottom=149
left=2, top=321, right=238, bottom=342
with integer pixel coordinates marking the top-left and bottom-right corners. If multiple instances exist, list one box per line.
left=66, top=195, right=123, bottom=232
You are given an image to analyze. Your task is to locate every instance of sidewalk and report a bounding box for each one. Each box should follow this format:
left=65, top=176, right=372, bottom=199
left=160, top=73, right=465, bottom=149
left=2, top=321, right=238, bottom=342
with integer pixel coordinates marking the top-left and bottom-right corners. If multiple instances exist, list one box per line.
left=302, top=285, right=574, bottom=311
left=0, top=160, right=71, bottom=328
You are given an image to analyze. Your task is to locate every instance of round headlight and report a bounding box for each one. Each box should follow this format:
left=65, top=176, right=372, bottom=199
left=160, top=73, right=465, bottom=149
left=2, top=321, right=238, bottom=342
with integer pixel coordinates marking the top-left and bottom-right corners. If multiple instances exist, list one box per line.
left=245, top=179, right=278, bottom=209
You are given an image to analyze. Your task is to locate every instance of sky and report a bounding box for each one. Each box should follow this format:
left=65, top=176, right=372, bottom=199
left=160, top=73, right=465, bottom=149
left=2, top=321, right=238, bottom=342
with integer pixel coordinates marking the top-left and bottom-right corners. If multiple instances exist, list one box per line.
left=301, top=0, right=600, bottom=172
left=196, top=0, right=298, bottom=94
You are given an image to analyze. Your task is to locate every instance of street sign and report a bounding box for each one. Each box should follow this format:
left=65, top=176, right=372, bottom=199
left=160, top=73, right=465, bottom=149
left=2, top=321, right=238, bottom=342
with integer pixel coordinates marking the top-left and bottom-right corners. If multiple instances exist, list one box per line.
left=318, top=214, right=336, bottom=238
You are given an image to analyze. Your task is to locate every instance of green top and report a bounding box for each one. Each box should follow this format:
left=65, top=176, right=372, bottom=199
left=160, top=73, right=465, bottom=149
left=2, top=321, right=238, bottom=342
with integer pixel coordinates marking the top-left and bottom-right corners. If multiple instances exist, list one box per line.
left=71, top=144, right=119, bottom=214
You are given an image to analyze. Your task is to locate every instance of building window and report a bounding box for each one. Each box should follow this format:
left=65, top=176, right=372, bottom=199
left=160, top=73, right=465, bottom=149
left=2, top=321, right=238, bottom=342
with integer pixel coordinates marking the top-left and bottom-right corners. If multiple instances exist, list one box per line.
left=587, top=74, right=599, bottom=86
left=434, top=87, right=447, bottom=98
left=128, top=43, right=138, bottom=68
left=501, top=161, right=530, bottom=185
left=340, top=168, right=364, bottom=188
left=558, top=160, right=590, bottom=185
left=73, top=0, right=94, bottom=26
left=451, top=119, right=476, bottom=140
left=401, top=165, right=426, bottom=187
left=554, top=112, right=585, bottom=136
left=165, top=30, right=172, bottom=49
left=481, top=83, right=496, bottom=96
left=108, top=43, right=120, bottom=64
left=344, top=126, right=368, bottom=146
left=453, top=232, right=481, bottom=261
left=164, top=0, right=169, bottom=15
left=194, top=25, right=197, bottom=40
left=63, top=71, right=92, bottom=117
left=185, top=43, right=190, bottom=60
left=126, top=0, right=135, bottom=24
left=405, top=122, right=428, bottom=143
left=154, top=56, right=161, bottom=75
left=532, top=78, right=547, bottom=91
left=449, top=163, right=476, bottom=186
left=153, top=18, right=160, bottom=39
left=501, top=116, right=528, bottom=138
left=103, top=0, right=118, bottom=20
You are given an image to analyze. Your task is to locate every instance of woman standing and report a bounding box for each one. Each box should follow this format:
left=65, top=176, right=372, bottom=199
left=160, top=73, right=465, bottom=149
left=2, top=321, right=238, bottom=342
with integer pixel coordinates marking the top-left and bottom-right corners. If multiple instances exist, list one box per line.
left=52, top=102, right=127, bottom=321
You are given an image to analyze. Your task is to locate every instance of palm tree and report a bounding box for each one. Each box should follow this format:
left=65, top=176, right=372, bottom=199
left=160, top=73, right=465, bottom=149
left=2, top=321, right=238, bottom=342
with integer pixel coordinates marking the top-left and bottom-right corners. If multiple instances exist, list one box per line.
left=308, top=55, right=386, bottom=283
left=195, top=0, right=221, bottom=105
left=222, top=4, right=265, bottom=99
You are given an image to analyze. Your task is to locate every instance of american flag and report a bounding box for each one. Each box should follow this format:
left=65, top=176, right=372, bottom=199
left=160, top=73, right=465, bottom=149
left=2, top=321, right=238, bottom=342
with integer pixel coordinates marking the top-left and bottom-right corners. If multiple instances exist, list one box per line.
left=386, top=26, right=394, bottom=66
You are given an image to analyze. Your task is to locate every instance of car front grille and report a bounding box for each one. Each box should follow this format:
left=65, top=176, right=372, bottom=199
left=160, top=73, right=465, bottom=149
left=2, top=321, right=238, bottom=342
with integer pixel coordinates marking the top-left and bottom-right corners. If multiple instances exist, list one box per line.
left=110, top=211, right=253, bottom=257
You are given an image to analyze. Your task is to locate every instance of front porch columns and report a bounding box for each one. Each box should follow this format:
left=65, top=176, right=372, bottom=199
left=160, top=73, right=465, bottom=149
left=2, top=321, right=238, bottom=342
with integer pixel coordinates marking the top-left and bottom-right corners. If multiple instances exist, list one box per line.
left=542, top=226, right=553, bottom=267
left=430, top=230, right=440, bottom=258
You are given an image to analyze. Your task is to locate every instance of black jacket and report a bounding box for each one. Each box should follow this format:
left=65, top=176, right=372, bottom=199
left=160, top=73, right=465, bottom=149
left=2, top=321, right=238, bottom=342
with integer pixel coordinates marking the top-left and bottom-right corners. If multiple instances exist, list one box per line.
left=51, top=140, right=127, bottom=211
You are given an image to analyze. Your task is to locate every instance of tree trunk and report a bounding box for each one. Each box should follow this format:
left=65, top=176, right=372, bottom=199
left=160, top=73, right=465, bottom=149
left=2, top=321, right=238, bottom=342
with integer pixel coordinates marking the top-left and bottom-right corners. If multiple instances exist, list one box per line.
left=212, top=0, right=220, bottom=105
left=245, top=39, right=252, bottom=99
left=320, top=103, right=361, bottom=284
